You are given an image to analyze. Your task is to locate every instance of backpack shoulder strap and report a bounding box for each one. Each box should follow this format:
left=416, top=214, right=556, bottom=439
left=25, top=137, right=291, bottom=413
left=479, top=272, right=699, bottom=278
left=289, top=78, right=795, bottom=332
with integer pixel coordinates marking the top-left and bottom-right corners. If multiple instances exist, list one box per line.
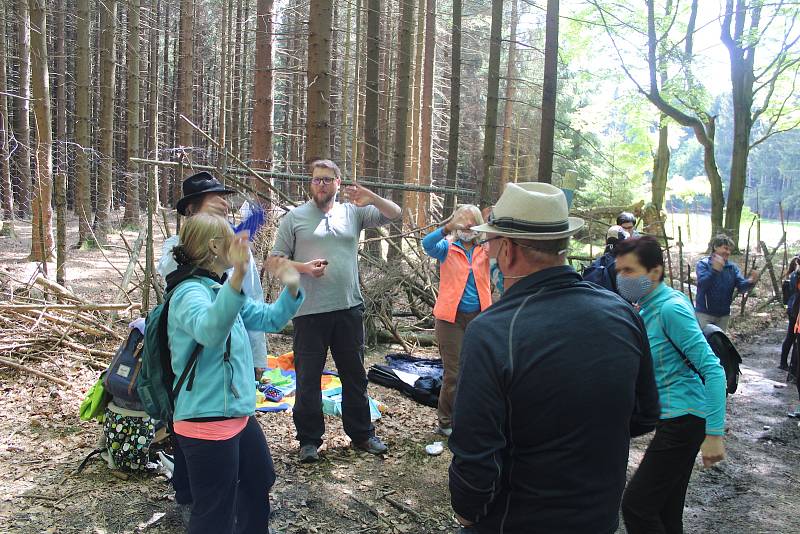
left=657, top=301, right=705, bottom=384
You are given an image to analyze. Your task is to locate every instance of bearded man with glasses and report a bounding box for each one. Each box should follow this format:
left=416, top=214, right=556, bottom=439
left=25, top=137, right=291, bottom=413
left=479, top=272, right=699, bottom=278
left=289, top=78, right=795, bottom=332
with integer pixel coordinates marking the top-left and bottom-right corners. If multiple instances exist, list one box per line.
left=271, top=159, right=401, bottom=462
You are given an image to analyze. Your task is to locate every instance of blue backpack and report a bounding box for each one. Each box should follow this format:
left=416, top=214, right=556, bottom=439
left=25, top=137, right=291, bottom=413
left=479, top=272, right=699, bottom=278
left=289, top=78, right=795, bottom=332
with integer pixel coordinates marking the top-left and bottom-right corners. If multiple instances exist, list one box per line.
left=103, top=328, right=146, bottom=411
left=583, top=253, right=618, bottom=293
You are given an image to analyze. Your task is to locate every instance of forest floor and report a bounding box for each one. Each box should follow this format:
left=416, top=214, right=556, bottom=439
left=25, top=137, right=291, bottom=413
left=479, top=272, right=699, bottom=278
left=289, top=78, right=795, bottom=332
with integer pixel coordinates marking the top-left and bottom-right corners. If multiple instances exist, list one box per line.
left=1, top=214, right=799, bottom=533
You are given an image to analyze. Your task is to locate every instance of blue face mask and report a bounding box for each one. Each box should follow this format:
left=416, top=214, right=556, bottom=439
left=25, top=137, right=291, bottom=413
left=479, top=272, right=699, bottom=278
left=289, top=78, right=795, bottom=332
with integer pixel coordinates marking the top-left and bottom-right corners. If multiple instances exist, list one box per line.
left=616, top=274, right=653, bottom=303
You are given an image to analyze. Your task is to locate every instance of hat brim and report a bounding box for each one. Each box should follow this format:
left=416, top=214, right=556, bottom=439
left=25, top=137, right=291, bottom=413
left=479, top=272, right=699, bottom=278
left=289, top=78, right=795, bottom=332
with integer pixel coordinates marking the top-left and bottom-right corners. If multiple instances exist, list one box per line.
left=471, top=217, right=585, bottom=240
left=176, top=187, right=237, bottom=215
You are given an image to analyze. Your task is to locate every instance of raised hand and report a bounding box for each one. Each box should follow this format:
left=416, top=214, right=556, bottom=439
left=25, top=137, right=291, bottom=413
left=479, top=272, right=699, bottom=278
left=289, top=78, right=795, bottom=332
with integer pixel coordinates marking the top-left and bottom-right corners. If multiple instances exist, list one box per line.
left=345, top=179, right=377, bottom=207
left=228, top=231, right=251, bottom=273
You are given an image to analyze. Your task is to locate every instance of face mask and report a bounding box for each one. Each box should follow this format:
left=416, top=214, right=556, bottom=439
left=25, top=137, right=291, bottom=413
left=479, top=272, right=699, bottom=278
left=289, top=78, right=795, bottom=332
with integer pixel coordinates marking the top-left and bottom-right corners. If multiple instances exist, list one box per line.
left=616, top=274, right=653, bottom=303
left=457, top=230, right=478, bottom=242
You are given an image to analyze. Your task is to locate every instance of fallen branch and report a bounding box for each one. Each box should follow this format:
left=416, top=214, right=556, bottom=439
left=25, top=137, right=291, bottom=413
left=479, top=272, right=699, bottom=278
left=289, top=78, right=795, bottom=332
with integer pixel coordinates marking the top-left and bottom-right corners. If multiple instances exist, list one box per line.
left=0, top=356, right=71, bottom=387
left=0, top=303, right=138, bottom=312
left=383, top=493, right=423, bottom=520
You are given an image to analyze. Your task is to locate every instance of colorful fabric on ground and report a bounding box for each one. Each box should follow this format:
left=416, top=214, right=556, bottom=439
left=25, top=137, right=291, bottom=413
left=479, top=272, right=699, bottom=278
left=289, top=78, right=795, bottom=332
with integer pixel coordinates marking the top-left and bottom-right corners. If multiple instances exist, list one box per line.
left=255, top=352, right=383, bottom=420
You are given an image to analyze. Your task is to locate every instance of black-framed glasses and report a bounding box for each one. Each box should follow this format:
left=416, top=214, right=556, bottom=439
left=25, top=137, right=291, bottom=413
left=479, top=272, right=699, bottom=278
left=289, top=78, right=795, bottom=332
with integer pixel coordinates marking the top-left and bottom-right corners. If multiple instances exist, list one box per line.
left=311, top=176, right=336, bottom=185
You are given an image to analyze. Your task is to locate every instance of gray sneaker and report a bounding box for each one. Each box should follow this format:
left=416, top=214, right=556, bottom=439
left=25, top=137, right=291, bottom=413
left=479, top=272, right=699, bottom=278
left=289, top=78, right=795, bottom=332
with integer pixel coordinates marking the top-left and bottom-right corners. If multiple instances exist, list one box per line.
left=353, top=436, right=388, bottom=455
left=435, top=425, right=453, bottom=437
left=298, top=444, right=320, bottom=463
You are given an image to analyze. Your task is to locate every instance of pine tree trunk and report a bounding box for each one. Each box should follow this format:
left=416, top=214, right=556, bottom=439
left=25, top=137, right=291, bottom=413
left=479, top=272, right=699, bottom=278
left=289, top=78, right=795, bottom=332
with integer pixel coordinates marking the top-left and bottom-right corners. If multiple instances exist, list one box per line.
left=14, top=0, right=32, bottom=217
left=230, top=0, right=243, bottom=158
left=389, top=0, right=414, bottom=257
left=160, top=0, right=171, bottom=205
left=217, top=0, right=228, bottom=165
left=363, top=0, right=380, bottom=176
left=499, top=0, right=517, bottom=188
left=479, top=0, right=502, bottom=208
left=252, top=0, right=275, bottom=182
left=239, top=0, right=251, bottom=160
left=147, top=0, right=160, bottom=208
left=443, top=0, right=460, bottom=216
left=306, top=0, right=332, bottom=160
left=339, top=0, right=352, bottom=175
left=54, top=0, right=67, bottom=280
left=123, top=0, right=141, bottom=226
left=404, top=0, right=424, bottom=221
left=417, top=0, right=435, bottom=227
left=94, top=0, right=117, bottom=244
left=0, top=2, right=16, bottom=233
left=74, top=0, right=92, bottom=244
left=176, top=0, right=194, bottom=167
left=28, top=0, right=54, bottom=262
left=537, top=0, right=558, bottom=184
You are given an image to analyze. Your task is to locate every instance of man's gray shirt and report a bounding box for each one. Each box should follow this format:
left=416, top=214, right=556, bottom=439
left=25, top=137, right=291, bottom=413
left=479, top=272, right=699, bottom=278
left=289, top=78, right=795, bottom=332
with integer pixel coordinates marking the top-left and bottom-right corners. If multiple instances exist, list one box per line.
left=272, top=200, right=392, bottom=317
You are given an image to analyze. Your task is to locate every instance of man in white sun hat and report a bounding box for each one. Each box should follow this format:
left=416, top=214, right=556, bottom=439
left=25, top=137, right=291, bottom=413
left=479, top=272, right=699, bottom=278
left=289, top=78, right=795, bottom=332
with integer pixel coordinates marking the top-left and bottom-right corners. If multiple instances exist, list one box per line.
left=448, top=182, right=660, bottom=534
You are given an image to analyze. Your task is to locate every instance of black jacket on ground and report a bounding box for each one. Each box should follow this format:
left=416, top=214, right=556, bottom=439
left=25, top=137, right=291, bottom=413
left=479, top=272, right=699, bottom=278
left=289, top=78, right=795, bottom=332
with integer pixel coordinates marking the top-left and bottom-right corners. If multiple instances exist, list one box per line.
left=448, top=265, right=660, bottom=534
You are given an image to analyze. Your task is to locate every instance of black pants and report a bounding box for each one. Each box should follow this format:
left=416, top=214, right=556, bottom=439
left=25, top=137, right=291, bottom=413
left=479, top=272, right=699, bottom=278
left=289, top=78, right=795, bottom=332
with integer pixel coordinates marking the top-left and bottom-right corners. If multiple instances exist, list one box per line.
left=172, top=436, right=192, bottom=505
left=292, top=305, right=374, bottom=447
left=176, top=416, right=275, bottom=534
left=622, top=414, right=706, bottom=534
left=780, top=310, right=798, bottom=372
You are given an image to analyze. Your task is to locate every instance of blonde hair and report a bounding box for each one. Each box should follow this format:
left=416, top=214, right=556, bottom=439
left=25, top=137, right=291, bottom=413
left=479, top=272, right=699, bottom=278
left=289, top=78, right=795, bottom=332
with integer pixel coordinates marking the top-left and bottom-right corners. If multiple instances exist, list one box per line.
left=176, top=213, right=233, bottom=269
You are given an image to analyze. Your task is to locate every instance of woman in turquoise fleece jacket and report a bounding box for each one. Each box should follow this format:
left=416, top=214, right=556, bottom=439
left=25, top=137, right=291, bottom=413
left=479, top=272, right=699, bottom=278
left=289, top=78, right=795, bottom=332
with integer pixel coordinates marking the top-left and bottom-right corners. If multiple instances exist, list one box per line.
left=614, top=236, right=726, bottom=534
left=168, top=213, right=303, bottom=534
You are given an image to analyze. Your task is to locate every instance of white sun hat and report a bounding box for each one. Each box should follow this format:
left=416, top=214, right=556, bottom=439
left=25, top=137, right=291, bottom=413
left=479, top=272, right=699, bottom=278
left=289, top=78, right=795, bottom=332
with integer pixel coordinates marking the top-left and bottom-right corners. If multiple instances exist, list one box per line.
left=471, top=182, right=585, bottom=240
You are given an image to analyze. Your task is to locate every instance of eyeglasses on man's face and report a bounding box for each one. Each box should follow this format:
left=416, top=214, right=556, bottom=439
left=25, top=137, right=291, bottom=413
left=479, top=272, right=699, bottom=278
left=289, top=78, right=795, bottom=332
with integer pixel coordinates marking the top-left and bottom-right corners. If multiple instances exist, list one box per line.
left=478, top=236, right=502, bottom=248
left=311, top=176, right=336, bottom=185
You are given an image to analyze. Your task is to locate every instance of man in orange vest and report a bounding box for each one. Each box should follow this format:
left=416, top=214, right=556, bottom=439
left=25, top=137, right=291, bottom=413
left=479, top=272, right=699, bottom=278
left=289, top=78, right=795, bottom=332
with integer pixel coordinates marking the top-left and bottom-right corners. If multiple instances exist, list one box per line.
left=422, top=205, right=493, bottom=436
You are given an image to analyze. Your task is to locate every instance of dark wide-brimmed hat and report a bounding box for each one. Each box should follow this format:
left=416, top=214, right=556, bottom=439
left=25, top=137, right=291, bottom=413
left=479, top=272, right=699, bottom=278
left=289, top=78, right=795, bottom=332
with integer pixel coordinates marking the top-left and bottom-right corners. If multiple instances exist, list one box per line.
left=175, top=171, right=236, bottom=215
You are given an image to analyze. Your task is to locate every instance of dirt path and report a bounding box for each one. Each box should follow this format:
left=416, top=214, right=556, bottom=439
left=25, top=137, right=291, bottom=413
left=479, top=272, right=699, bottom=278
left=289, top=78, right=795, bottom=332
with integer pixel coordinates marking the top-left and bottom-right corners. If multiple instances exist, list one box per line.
left=1, top=218, right=799, bottom=533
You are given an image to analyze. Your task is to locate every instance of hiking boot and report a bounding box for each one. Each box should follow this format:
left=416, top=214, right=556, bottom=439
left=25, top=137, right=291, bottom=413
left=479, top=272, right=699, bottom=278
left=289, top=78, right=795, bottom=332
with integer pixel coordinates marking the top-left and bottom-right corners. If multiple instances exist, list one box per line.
left=435, top=425, right=453, bottom=437
left=353, top=436, right=388, bottom=455
left=298, top=444, right=319, bottom=463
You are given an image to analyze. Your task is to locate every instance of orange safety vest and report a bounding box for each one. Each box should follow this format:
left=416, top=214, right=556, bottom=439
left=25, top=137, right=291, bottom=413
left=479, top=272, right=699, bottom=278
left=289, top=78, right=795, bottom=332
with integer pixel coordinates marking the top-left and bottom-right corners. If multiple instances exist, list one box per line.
left=432, top=239, right=492, bottom=323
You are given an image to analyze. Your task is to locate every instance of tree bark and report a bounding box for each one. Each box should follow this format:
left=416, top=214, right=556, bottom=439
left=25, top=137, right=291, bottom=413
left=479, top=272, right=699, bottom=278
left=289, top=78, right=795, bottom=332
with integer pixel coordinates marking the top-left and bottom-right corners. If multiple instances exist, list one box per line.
left=176, top=0, right=194, bottom=166
left=479, top=0, right=503, bottom=207
left=443, top=0, right=461, bottom=217
left=651, top=117, right=670, bottom=211
left=499, top=0, right=518, bottom=188
left=94, top=0, right=117, bottom=244
left=160, top=0, right=171, bottom=205
left=217, top=0, right=228, bottom=165
left=123, top=0, right=142, bottom=226
left=389, top=0, right=414, bottom=257
left=74, top=0, right=92, bottom=245
left=537, top=0, right=558, bottom=184
left=306, top=0, right=332, bottom=160
left=416, top=0, right=435, bottom=227
left=721, top=0, right=760, bottom=247
left=14, top=0, right=32, bottom=217
left=54, top=0, right=67, bottom=281
left=363, top=0, right=380, bottom=177
left=28, top=0, right=53, bottom=262
left=230, top=0, right=243, bottom=158
left=252, top=0, right=275, bottom=189
left=0, top=2, right=16, bottom=233
left=147, top=0, right=160, bottom=209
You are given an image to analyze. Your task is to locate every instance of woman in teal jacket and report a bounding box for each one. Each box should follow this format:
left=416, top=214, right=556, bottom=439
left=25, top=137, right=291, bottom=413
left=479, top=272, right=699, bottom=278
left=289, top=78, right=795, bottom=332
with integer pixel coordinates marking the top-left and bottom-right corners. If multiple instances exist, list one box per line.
left=167, top=213, right=304, bottom=534
left=614, top=236, right=726, bottom=534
